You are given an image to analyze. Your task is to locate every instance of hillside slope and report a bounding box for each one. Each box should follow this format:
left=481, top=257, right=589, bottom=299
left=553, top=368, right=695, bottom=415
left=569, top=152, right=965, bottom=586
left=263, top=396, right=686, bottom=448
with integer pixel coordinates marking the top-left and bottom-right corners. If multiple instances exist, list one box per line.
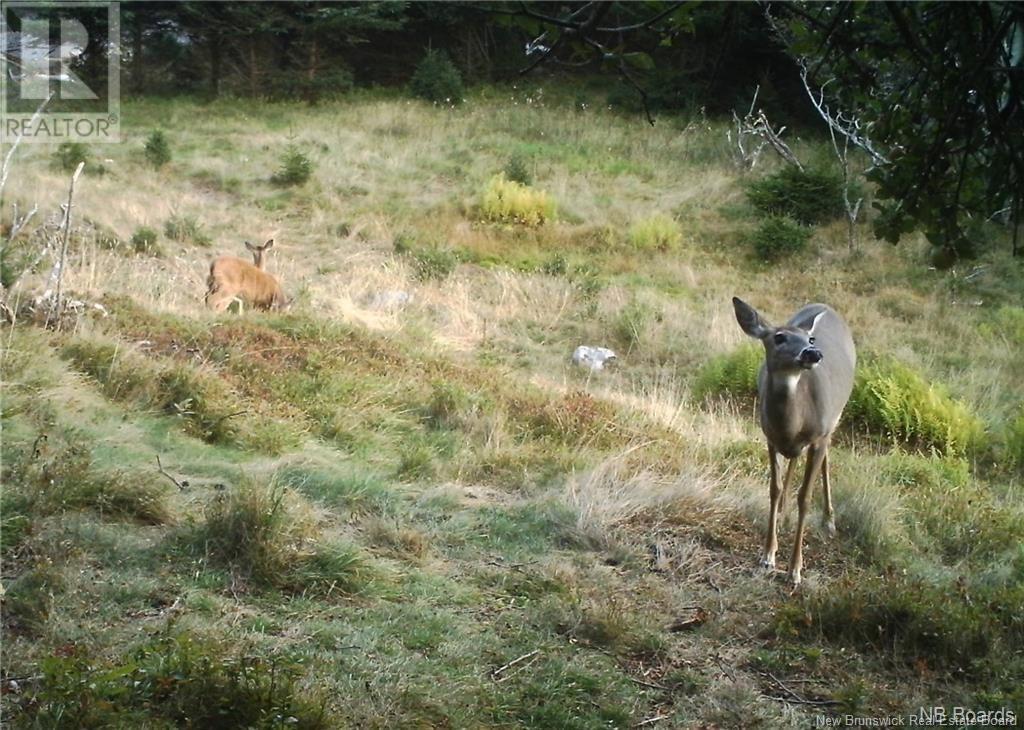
left=2, top=91, right=1023, bottom=727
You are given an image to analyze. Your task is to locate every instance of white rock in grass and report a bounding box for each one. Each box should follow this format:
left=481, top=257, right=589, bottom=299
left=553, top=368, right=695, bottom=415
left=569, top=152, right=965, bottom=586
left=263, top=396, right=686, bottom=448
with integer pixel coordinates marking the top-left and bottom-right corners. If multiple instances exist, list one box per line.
left=571, top=346, right=617, bottom=371
left=367, top=290, right=412, bottom=310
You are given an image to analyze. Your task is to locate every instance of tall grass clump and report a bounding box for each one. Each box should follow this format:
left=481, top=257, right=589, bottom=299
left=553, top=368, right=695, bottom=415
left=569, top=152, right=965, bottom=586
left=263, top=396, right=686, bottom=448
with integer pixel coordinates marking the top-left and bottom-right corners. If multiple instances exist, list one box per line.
left=691, top=343, right=762, bottom=403
left=144, top=130, right=172, bottom=168
left=271, top=145, right=314, bottom=186
left=751, top=215, right=811, bottom=261
left=1004, top=408, right=1024, bottom=470
left=628, top=214, right=682, bottom=251
left=130, top=225, right=160, bottom=255
left=61, top=337, right=246, bottom=445
left=191, top=480, right=369, bottom=595
left=847, top=357, right=985, bottom=456
left=2, top=431, right=172, bottom=525
left=480, top=174, right=555, bottom=226
left=409, top=48, right=464, bottom=105
left=747, top=165, right=845, bottom=225
left=164, top=212, right=212, bottom=247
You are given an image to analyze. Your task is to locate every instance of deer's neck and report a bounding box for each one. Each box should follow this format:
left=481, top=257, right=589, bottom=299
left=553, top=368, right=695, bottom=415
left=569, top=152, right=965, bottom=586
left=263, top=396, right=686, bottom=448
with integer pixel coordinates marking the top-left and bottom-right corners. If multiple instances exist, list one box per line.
left=762, top=370, right=812, bottom=447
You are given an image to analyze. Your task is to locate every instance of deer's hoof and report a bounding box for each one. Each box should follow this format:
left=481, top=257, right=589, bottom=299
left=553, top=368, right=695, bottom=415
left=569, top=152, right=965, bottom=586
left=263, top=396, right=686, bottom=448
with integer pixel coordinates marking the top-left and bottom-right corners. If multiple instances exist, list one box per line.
left=788, top=568, right=803, bottom=588
left=760, top=554, right=776, bottom=572
left=825, top=518, right=837, bottom=539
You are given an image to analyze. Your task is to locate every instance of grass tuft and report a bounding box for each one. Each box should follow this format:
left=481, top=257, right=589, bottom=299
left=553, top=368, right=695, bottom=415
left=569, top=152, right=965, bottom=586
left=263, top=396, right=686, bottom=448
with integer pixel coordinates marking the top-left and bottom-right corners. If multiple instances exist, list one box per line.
left=480, top=174, right=555, bottom=226
left=628, top=213, right=682, bottom=251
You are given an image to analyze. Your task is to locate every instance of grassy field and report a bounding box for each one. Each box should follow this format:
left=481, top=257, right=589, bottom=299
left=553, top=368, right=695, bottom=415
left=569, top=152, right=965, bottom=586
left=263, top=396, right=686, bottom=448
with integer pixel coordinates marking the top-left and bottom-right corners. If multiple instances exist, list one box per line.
left=2, top=86, right=1023, bottom=728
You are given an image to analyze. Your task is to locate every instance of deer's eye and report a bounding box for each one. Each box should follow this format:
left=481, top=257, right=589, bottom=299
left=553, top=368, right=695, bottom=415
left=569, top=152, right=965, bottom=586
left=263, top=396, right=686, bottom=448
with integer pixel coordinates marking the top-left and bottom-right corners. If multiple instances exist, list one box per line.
left=773, top=333, right=786, bottom=344
left=808, top=336, right=815, bottom=344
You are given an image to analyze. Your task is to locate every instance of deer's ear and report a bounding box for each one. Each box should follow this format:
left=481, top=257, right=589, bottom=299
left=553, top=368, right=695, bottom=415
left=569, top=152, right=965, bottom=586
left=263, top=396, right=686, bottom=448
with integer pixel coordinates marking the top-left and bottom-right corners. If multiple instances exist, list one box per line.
left=244, top=240, right=256, bottom=252
left=806, top=310, right=827, bottom=336
left=263, top=239, right=274, bottom=250
left=733, top=297, right=771, bottom=339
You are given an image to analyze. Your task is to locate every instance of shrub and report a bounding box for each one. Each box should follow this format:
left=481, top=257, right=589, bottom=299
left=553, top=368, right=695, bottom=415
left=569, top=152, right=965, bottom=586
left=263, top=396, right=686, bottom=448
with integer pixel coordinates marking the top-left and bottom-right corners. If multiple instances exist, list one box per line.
left=751, top=215, right=812, bottom=261
left=847, top=357, right=985, bottom=456
left=54, top=141, right=90, bottom=172
left=504, top=154, right=532, bottom=185
left=481, top=174, right=555, bottom=226
left=409, top=48, right=464, bottom=105
left=271, top=145, right=314, bottom=186
left=691, top=343, right=762, bottom=403
left=747, top=165, right=845, bottom=225
left=143, top=130, right=171, bottom=168
left=130, top=226, right=159, bottom=255
left=628, top=214, right=682, bottom=251
left=394, top=234, right=459, bottom=281
left=164, top=213, right=212, bottom=247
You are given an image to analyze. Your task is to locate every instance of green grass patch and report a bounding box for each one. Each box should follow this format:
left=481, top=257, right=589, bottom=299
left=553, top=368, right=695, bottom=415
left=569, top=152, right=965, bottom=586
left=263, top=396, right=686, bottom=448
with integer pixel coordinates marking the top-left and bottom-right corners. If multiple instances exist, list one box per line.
left=690, top=342, right=762, bottom=404
left=9, top=632, right=331, bottom=728
left=776, top=573, right=1024, bottom=680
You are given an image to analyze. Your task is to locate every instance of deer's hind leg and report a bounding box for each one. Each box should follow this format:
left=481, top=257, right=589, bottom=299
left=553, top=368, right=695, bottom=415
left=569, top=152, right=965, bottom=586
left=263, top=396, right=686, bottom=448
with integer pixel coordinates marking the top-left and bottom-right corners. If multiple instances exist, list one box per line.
left=820, top=445, right=836, bottom=538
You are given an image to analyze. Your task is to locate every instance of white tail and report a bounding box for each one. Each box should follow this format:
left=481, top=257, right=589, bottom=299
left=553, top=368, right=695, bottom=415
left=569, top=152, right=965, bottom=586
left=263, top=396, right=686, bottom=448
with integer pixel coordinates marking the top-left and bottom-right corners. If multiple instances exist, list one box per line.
left=205, top=239, right=288, bottom=312
left=733, top=297, right=856, bottom=586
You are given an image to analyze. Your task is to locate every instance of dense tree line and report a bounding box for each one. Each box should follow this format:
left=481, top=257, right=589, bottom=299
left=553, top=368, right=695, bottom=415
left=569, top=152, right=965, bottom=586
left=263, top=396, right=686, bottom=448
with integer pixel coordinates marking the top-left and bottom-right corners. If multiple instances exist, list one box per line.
left=4, top=1, right=1020, bottom=258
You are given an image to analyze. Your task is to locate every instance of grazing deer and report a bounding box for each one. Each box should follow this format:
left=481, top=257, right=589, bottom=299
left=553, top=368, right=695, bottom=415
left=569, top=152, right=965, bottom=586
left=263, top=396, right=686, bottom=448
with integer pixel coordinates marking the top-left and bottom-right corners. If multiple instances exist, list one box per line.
left=205, top=239, right=288, bottom=312
left=732, top=297, right=856, bottom=587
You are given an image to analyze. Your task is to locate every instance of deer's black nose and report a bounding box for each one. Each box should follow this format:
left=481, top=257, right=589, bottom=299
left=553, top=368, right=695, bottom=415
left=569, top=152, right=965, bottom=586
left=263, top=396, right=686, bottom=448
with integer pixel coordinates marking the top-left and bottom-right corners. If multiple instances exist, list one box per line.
left=799, top=348, right=823, bottom=366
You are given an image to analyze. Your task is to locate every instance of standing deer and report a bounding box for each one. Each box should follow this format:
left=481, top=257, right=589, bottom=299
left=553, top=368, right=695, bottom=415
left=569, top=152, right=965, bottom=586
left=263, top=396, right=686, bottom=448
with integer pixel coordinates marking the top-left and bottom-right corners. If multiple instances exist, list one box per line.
left=205, top=239, right=288, bottom=312
left=732, top=297, right=856, bottom=587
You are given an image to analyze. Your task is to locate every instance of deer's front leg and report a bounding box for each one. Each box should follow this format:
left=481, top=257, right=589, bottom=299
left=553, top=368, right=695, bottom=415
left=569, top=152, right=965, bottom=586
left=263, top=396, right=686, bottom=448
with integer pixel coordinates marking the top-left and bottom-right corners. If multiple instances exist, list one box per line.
left=790, top=443, right=826, bottom=587
left=762, top=444, right=782, bottom=571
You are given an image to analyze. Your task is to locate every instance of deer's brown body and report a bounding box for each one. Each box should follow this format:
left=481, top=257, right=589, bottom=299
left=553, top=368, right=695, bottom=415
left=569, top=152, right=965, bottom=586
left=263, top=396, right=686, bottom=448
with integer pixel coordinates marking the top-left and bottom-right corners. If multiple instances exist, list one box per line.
left=205, top=239, right=287, bottom=312
left=733, top=297, right=856, bottom=586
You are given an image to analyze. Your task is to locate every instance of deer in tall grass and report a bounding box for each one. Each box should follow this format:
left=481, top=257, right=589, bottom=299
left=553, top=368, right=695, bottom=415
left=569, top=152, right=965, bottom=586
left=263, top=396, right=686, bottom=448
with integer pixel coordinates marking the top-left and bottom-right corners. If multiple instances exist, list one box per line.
left=205, top=239, right=288, bottom=312
left=732, top=297, right=856, bottom=587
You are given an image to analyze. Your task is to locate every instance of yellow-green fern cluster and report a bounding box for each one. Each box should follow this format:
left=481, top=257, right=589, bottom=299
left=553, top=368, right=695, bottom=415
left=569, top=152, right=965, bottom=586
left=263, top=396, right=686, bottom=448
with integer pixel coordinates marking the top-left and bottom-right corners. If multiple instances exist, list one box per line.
left=481, top=174, right=555, bottom=226
left=848, top=357, right=985, bottom=456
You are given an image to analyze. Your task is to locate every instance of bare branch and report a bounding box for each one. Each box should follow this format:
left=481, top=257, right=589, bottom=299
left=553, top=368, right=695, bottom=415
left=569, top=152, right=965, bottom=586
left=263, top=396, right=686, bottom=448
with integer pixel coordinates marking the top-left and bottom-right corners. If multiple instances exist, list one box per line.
left=0, top=92, right=53, bottom=206
left=800, top=62, right=889, bottom=167
left=49, top=162, right=85, bottom=329
left=156, top=455, right=188, bottom=490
